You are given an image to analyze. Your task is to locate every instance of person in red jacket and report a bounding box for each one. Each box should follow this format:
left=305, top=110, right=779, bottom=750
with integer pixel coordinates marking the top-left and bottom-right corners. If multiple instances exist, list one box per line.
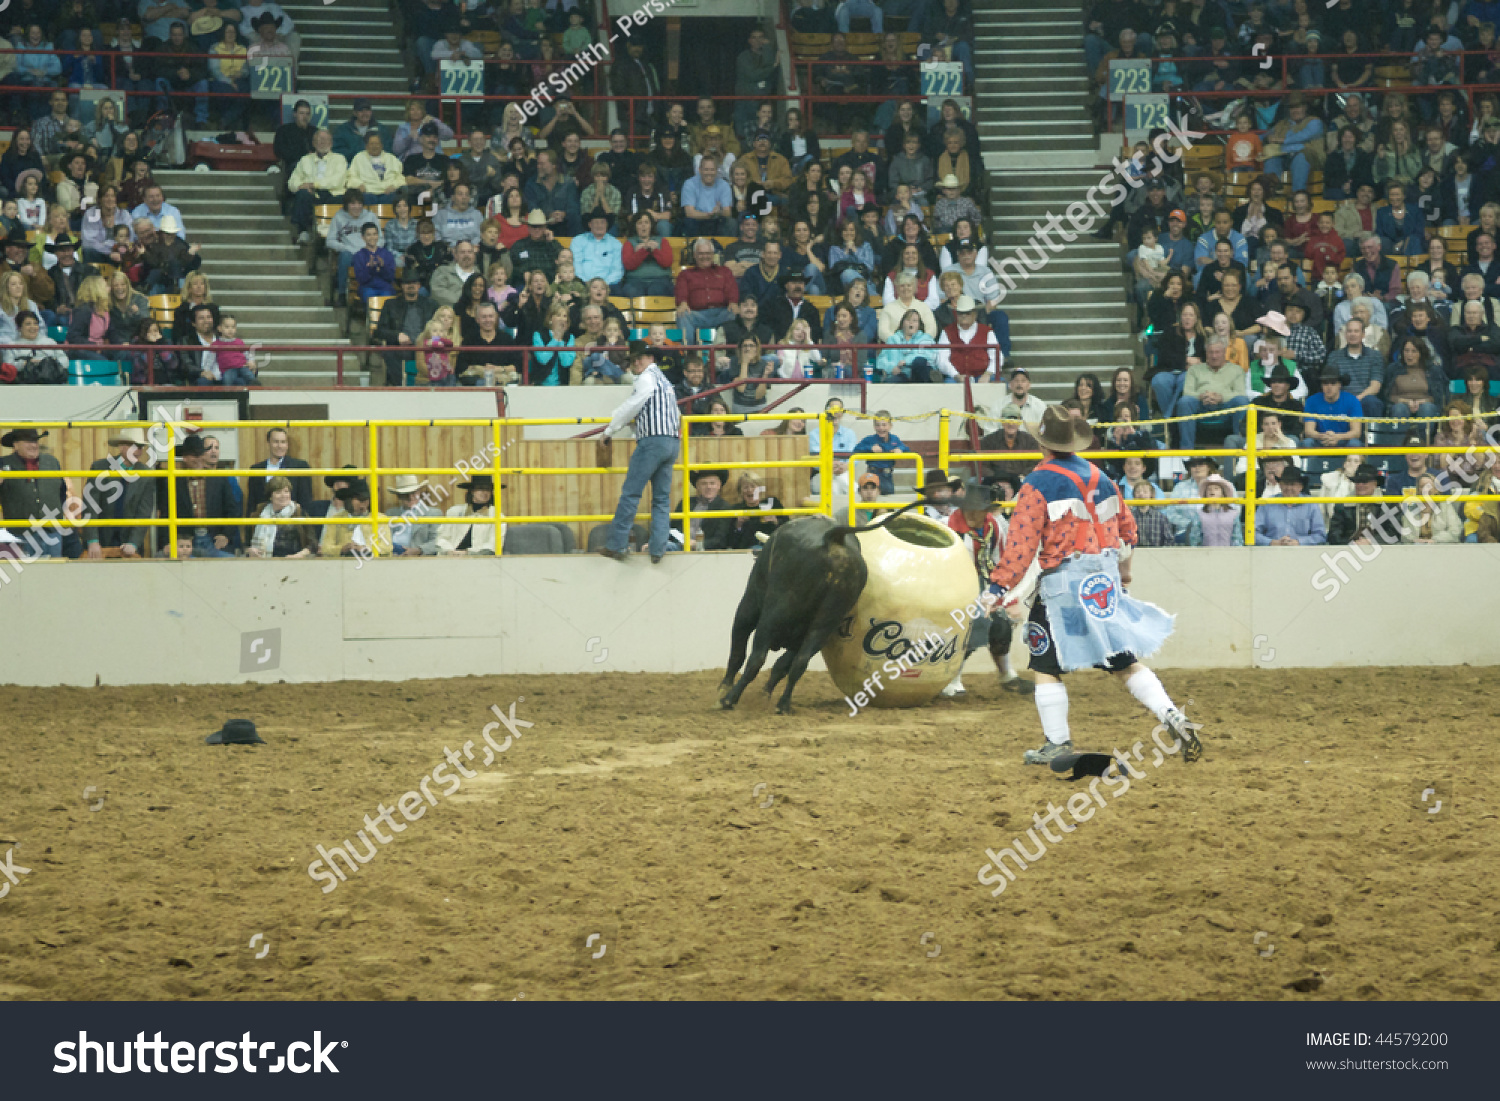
left=674, top=237, right=740, bottom=345
left=620, top=210, right=675, bottom=298
left=943, top=478, right=1035, bottom=699
left=985, top=406, right=1202, bottom=767
left=935, top=295, right=1002, bottom=381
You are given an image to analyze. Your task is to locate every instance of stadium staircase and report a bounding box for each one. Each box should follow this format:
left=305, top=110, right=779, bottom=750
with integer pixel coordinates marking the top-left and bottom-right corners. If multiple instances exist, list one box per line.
left=281, top=0, right=411, bottom=131
left=974, top=2, right=1136, bottom=401
left=156, top=169, right=352, bottom=385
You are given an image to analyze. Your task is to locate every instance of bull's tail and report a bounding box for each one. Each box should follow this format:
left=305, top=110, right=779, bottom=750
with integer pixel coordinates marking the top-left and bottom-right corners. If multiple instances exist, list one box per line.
left=824, top=497, right=927, bottom=548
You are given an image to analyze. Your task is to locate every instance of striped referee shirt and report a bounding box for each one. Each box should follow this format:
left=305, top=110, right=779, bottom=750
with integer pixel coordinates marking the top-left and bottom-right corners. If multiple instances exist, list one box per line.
left=606, top=363, right=681, bottom=439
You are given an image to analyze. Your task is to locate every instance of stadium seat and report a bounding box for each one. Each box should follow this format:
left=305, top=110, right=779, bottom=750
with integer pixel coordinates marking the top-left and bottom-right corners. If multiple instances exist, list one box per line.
left=632, top=296, right=677, bottom=325
left=541, top=522, right=577, bottom=552
left=502, top=526, right=564, bottom=555
left=68, top=359, right=123, bottom=386
left=148, top=294, right=180, bottom=323
left=586, top=522, right=647, bottom=551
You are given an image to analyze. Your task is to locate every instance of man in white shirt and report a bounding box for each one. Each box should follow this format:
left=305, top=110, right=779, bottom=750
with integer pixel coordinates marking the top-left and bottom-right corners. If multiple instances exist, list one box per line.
left=287, top=128, right=347, bottom=244
left=600, top=340, right=682, bottom=563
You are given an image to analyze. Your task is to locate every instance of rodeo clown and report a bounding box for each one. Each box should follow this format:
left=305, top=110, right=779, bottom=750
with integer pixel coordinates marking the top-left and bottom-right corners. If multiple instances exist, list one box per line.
left=982, top=406, right=1202, bottom=766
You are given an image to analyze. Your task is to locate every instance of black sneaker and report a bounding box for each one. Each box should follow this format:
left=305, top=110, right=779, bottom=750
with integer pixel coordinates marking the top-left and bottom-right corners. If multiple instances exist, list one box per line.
left=597, top=547, right=627, bottom=561
left=1164, top=708, right=1203, bottom=762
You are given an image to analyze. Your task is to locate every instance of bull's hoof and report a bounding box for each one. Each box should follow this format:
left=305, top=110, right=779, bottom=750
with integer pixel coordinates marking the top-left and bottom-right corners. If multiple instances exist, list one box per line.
left=717, top=696, right=736, bottom=711
left=775, top=702, right=793, bottom=715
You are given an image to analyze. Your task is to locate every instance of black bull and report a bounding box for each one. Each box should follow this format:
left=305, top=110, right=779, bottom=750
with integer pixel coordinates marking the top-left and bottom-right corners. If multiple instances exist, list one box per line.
left=718, top=502, right=924, bottom=714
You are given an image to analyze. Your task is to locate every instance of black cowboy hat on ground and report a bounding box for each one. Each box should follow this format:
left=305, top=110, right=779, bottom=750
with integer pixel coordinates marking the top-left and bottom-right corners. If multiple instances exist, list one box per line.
left=206, top=719, right=265, bottom=745
left=921, top=468, right=964, bottom=494
left=1, top=427, right=48, bottom=447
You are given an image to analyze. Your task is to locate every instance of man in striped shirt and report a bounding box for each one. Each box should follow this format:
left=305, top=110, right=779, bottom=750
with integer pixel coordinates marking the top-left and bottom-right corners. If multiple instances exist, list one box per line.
left=600, top=340, right=683, bottom=563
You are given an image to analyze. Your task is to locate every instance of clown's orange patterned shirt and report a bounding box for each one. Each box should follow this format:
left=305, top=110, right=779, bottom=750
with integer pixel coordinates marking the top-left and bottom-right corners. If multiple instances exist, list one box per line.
left=991, top=456, right=1137, bottom=590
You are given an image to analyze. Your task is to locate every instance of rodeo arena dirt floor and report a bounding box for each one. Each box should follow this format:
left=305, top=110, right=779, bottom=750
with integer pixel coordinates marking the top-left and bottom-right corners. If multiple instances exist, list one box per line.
left=1, top=667, right=1496, bottom=1002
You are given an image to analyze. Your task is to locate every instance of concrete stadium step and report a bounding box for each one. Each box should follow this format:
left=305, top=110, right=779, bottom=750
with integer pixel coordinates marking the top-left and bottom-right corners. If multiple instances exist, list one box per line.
left=196, top=243, right=306, bottom=262
left=277, top=0, right=412, bottom=125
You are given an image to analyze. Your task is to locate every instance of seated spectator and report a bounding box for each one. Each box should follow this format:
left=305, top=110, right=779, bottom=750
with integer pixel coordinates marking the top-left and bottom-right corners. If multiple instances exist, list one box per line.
left=431, top=240, right=484, bottom=308
left=1302, top=364, right=1365, bottom=450
left=373, top=272, right=437, bottom=386
left=326, top=192, right=382, bottom=299
left=13, top=173, right=46, bottom=231
left=1195, top=475, right=1243, bottom=547
left=66, top=272, right=120, bottom=352
left=352, top=224, right=397, bottom=301
left=935, top=295, right=1000, bottom=383
left=400, top=218, right=449, bottom=291
left=246, top=476, right=314, bottom=558
left=2, top=311, right=67, bottom=383
left=333, top=98, right=388, bottom=163
left=169, top=433, right=242, bottom=556
left=523, top=150, right=582, bottom=237
left=319, top=481, right=390, bottom=558
left=47, top=235, right=98, bottom=326
left=932, top=173, right=981, bottom=235
left=694, top=396, right=743, bottom=439
left=80, top=186, right=133, bottom=265
left=153, top=22, right=211, bottom=127
left=408, top=303, right=455, bottom=386
left=433, top=184, right=484, bottom=248
left=107, top=270, right=150, bottom=333
left=776, top=317, right=823, bottom=379
left=1449, top=298, right=1500, bottom=379
left=1176, top=337, right=1250, bottom=450
left=675, top=237, right=740, bottom=344
left=933, top=128, right=975, bottom=199
left=392, top=100, right=453, bottom=162
left=1386, top=335, right=1445, bottom=429
left=849, top=412, right=911, bottom=494
left=347, top=132, right=405, bottom=205
left=679, top=155, right=734, bottom=237
left=208, top=22, right=251, bottom=130
left=286, top=129, right=348, bottom=245
left=531, top=301, right=577, bottom=385
left=1434, top=401, right=1482, bottom=483
left=875, top=307, right=936, bottom=383
left=763, top=270, right=823, bottom=344
left=1326, top=463, right=1399, bottom=545
left=1398, top=472, right=1463, bottom=543
left=1254, top=465, right=1326, bottom=545
left=573, top=207, right=624, bottom=289
left=579, top=163, right=622, bottom=232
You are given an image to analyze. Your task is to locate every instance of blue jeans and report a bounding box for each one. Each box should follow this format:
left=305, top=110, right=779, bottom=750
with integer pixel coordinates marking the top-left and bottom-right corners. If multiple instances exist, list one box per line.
left=155, top=77, right=208, bottom=124
left=837, top=0, right=883, bottom=32
left=221, top=367, right=259, bottom=386
left=678, top=306, right=733, bottom=343
left=210, top=76, right=250, bottom=127
left=607, top=434, right=677, bottom=557
left=192, top=534, right=235, bottom=558
left=1150, top=370, right=1185, bottom=420
left=1265, top=150, right=1313, bottom=191
left=618, top=276, right=675, bottom=299
left=1176, top=394, right=1248, bottom=449
left=1357, top=394, right=1386, bottom=417
left=1391, top=401, right=1439, bottom=423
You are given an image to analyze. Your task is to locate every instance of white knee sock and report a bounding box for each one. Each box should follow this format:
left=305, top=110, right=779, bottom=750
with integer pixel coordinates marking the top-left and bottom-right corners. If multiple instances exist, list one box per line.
left=1126, top=668, right=1175, bottom=723
left=997, top=654, right=1013, bottom=679
left=1034, top=682, right=1070, bottom=745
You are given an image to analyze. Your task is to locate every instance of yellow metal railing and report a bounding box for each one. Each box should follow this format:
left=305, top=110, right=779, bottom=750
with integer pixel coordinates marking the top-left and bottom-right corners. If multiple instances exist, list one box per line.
left=939, top=407, right=1500, bottom=545
left=0, top=412, right=837, bottom=559
left=5, top=407, right=1499, bottom=557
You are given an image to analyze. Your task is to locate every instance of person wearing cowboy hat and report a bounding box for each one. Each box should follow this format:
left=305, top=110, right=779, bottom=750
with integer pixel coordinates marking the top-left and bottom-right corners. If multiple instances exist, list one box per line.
left=246, top=475, right=316, bottom=559
left=675, top=465, right=734, bottom=553
left=47, top=233, right=98, bottom=325
left=163, top=432, right=241, bottom=558
left=919, top=467, right=964, bottom=521
left=1254, top=464, right=1326, bottom=546
left=318, top=479, right=391, bottom=558
left=598, top=340, right=681, bottom=561
left=1162, top=455, right=1221, bottom=543
left=943, top=477, right=1035, bottom=699
left=984, top=405, right=1197, bottom=767
left=573, top=207, right=625, bottom=289
left=437, top=474, right=502, bottom=556
left=1302, top=362, right=1364, bottom=454
left=81, top=426, right=158, bottom=559
left=387, top=474, right=441, bottom=556
left=935, top=295, right=1002, bottom=382
left=508, top=209, right=562, bottom=284
left=1, top=225, right=56, bottom=312
left=0, top=427, right=78, bottom=560
left=1328, top=462, right=1401, bottom=547
left=932, top=172, right=981, bottom=236
left=762, top=268, right=823, bottom=345
left=372, top=269, right=439, bottom=386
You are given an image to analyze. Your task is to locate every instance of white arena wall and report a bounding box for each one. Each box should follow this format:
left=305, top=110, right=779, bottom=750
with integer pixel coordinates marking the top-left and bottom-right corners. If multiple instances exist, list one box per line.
left=3, top=546, right=1497, bottom=688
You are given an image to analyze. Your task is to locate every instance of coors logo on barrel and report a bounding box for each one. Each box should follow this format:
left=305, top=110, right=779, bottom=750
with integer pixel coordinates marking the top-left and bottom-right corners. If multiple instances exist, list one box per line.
left=852, top=618, right=960, bottom=666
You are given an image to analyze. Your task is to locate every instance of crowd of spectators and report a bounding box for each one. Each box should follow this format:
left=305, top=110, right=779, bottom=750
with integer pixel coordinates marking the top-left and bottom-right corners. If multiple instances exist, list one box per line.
left=276, top=3, right=993, bottom=394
